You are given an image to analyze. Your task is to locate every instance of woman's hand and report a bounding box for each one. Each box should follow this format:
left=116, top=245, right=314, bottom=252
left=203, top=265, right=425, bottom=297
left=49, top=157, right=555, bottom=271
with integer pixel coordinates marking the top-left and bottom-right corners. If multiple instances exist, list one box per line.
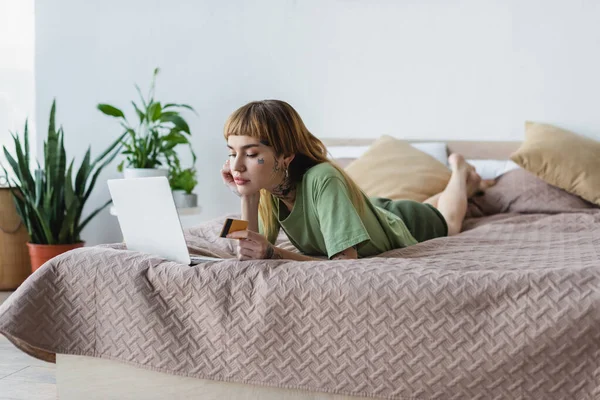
left=221, top=159, right=241, bottom=197
left=226, top=230, right=278, bottom=260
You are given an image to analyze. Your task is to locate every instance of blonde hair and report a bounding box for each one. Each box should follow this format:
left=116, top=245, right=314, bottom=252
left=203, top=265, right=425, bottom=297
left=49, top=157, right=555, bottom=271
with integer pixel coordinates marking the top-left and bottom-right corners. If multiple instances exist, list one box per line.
left=223, top=100, right=366, bottom=243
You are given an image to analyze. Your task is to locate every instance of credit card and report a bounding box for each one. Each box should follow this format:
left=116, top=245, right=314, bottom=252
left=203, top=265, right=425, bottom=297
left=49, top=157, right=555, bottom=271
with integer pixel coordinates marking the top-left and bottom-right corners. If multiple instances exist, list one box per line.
left=219, top=218, right=249, bottom=238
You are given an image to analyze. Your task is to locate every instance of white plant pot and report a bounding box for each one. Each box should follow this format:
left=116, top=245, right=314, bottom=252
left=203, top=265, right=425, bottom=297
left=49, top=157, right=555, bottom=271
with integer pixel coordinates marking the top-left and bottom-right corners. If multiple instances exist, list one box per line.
left=123, top=168, right=168, bottom=179
left=172, top=190, right=198, bottom=208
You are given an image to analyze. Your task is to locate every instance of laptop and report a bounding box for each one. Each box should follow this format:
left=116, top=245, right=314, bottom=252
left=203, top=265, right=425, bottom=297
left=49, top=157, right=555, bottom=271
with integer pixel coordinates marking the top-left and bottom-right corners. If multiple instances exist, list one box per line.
left=107, top=176, right=220, bottom=266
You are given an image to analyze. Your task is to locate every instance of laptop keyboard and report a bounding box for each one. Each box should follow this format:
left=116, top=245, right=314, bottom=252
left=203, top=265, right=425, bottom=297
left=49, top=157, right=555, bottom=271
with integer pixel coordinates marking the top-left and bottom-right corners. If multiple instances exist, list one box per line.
left=190, top=255, right=221, bottom=263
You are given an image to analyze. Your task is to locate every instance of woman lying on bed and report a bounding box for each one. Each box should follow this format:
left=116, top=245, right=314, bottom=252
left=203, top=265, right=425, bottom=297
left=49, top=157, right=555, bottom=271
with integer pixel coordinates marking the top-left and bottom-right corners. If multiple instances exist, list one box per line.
left=221, top=100, right=489, bottom=261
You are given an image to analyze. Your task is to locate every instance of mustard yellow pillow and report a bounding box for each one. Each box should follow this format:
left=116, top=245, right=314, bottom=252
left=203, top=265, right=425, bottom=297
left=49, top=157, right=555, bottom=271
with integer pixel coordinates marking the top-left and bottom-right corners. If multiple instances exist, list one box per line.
left=510, top=122, right=600, bottom=206
left=344, top=135, right=451, bottom=201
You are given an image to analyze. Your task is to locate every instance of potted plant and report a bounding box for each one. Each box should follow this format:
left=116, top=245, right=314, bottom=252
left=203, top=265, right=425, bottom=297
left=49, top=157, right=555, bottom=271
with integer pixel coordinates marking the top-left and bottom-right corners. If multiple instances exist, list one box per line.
left=97, top=68, right=197, bottom=179
left=168, top=158, right=198, bottom=208
left=1, top=100, right=125, bottom=271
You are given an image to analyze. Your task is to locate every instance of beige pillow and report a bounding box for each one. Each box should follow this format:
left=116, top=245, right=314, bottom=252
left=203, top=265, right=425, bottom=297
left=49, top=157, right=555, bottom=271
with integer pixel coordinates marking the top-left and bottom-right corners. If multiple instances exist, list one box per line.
left=510, top=122, right=600, bottom=206
left=344, top=135, right=451, bottom=201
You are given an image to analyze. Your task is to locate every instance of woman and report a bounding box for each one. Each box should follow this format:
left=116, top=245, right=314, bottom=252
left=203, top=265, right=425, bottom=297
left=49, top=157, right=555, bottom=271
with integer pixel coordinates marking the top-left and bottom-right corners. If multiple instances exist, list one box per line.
left=221, top=100, right=487, bottom=261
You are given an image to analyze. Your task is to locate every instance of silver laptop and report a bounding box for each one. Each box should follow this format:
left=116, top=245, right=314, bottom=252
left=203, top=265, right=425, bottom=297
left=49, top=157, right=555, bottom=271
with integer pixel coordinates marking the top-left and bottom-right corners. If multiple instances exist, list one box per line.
left=107, top=176, right=220, bottom=266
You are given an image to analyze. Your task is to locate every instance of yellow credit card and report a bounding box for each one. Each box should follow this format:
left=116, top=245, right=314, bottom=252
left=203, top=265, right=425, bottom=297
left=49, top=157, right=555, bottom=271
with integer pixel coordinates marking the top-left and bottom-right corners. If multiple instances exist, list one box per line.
left=219, top=218, right=249, bottom=238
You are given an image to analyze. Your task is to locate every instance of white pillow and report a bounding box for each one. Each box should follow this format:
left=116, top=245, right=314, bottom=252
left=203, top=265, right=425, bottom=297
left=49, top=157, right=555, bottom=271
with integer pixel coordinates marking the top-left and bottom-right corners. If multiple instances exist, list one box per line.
left=466, top=159, right=520, bottom=180
left=328, top=142, right=449, bottom=166
left=410, top=142, right=449, bottom=166
left=326, top=146, right=371, bottom=159
left=326, top=143, right=520, bottom=179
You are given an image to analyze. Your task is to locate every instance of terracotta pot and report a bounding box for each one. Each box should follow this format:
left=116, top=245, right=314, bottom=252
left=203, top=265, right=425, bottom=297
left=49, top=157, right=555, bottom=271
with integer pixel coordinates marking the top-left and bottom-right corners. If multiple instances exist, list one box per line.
left=27, top=242, right=85, bottom=272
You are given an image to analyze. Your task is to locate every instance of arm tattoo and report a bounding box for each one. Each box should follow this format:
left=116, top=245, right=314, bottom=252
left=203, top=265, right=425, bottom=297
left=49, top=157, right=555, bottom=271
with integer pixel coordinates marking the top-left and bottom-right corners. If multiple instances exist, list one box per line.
left=265, top=244, right=274, bottom=259
left=272, top=249, right=283, bottom=259
left=265, top=244, right=283, bottom=259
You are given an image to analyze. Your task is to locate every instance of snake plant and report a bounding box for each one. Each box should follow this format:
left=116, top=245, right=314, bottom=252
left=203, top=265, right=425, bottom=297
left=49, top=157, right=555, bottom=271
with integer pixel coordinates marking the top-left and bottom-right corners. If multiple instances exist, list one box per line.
left=1, top=100, right=125, bottom=244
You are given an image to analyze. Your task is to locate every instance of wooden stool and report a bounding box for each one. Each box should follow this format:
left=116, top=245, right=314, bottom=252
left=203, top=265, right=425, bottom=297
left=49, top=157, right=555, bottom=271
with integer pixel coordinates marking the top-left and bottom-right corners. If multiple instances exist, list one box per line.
left=0, top=187, right=31, bottom=290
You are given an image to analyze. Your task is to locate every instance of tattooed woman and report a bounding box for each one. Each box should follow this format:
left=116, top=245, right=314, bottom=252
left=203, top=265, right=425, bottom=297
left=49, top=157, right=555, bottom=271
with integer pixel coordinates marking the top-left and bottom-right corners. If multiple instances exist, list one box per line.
left=221, top=100, right=488, bottom=261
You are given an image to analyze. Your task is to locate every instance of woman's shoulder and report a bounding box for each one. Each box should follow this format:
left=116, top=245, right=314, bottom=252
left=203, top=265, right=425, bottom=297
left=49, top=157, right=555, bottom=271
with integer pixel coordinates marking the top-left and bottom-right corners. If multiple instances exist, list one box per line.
left=304, top=162, right=344, bottom=182
left=302, top=162, right=349, bottom=195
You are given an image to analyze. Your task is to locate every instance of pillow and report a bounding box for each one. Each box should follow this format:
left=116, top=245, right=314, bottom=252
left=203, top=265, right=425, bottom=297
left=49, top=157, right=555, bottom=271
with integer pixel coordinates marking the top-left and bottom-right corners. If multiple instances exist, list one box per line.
left=410, top=142, right=449, bottom=166
left=466, top=159, right=520, bottom=180
left=327, top=146, right=371, bottom=159
left=467, top=168, right=598, bottom=217
left=344, top=135, right=451, bottom=201
left=510, top=122, right=600, bottom=206
left=328, top=141, right=449, bottom=166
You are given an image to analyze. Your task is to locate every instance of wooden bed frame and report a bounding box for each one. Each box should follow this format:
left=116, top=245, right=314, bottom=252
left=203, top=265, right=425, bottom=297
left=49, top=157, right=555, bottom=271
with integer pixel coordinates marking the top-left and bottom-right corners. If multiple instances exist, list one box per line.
left=322, top=138, right=521, bottom=160
left=56, top=138, right=522, bottom=400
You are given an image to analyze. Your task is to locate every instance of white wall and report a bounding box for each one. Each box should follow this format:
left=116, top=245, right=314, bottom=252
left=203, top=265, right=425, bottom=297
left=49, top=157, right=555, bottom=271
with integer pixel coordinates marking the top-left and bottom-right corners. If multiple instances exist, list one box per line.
left=0, top=0, right=35, bottom=184
left=35, top=0, right=600, bottom=245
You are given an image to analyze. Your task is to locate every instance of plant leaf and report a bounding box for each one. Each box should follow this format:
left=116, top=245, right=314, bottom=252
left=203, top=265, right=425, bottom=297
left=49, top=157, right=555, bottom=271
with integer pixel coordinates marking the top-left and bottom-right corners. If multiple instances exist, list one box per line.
left=84, top=146, right=121, bottom=201
left=148, top=102, right=162, bottom=122
left=134, top=84, right=147, bottom=109
left=131, top=101, right=145, bottom=123
left=77, top=198, right=112, bottom=235
left=48, top=99, right=56, bottom=138
left=4, top=136, right=34, bottom=195
left=159, top=114, right=190, bottom=135
left=163, top=103, right=198, bottom=115
left=97, top=104, right=125, bottom=118
left=24, top=119, right=30, bottom=170
left=59, top=197, right=80, bottom=243
left=89, top=131, right=126, bottom=171
left=75, top=148, right=91, bottom=198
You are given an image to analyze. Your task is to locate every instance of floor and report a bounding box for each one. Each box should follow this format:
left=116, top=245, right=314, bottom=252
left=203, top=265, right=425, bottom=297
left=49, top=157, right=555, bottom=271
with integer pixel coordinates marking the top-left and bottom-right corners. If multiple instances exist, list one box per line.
left=0, top=291, right=56, bottom=400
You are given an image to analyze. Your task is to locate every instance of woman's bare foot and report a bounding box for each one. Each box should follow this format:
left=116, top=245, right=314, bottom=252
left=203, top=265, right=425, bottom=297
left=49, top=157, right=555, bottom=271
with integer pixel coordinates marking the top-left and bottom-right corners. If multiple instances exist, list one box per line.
left=448, top=153, right=467, bottom=173
left=448, top=153, right=483, bottom=198
left=480, top=178, right=496, bottom=191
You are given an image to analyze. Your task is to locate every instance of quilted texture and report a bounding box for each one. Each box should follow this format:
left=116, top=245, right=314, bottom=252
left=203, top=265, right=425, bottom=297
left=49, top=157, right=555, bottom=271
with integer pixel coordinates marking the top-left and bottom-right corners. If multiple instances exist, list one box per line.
left=1, top=212, right=600, bottom=399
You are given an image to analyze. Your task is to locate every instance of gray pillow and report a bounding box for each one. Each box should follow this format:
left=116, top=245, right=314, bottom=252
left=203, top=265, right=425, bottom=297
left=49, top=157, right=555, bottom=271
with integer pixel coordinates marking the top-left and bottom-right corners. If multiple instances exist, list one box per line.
left=467, top=168, right=598, bottom=217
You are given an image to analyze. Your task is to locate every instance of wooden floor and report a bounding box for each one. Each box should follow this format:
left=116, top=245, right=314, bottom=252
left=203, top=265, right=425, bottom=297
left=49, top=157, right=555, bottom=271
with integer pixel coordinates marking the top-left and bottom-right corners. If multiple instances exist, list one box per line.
left=0, top=291, right=56, bottom=400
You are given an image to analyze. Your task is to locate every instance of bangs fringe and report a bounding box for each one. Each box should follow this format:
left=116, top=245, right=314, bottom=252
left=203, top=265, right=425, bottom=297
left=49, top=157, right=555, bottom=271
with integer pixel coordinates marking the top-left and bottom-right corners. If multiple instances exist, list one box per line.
left=223, top=104, right=266, bottom=141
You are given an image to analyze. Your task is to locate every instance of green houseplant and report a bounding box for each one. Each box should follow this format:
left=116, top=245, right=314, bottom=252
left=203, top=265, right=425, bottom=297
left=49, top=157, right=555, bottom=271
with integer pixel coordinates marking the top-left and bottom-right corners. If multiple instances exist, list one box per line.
left=168, top=157, right=198, bottom=208
left=97, top=68, right=197, bottom=179
left=1, top=100, right=125, bottom=271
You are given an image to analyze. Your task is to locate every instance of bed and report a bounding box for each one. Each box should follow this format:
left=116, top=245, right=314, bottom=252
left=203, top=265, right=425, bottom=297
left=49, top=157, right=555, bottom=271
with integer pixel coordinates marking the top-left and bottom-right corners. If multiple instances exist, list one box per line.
left=1, top=138, right=600, bottom=400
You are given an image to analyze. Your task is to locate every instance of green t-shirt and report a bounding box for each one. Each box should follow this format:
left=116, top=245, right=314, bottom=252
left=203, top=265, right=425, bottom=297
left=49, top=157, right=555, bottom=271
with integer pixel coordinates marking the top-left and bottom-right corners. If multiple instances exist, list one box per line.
left=260, top=162, right=418, bottom=258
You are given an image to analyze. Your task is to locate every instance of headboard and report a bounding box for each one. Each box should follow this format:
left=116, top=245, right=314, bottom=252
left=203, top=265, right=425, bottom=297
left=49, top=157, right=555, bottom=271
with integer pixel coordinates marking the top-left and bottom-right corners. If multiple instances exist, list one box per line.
left=321, top=138, right=521, bottom=160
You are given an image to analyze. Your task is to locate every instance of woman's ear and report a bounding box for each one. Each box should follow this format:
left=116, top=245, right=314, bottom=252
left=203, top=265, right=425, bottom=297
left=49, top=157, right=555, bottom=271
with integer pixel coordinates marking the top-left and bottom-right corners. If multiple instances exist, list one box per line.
left=283, top=153, right=295, bottom=168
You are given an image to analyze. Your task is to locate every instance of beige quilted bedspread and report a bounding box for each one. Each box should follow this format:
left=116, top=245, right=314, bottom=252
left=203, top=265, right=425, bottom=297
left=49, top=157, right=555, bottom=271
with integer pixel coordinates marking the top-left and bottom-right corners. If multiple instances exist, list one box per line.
left=1, top=211, right=600, bottom=399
